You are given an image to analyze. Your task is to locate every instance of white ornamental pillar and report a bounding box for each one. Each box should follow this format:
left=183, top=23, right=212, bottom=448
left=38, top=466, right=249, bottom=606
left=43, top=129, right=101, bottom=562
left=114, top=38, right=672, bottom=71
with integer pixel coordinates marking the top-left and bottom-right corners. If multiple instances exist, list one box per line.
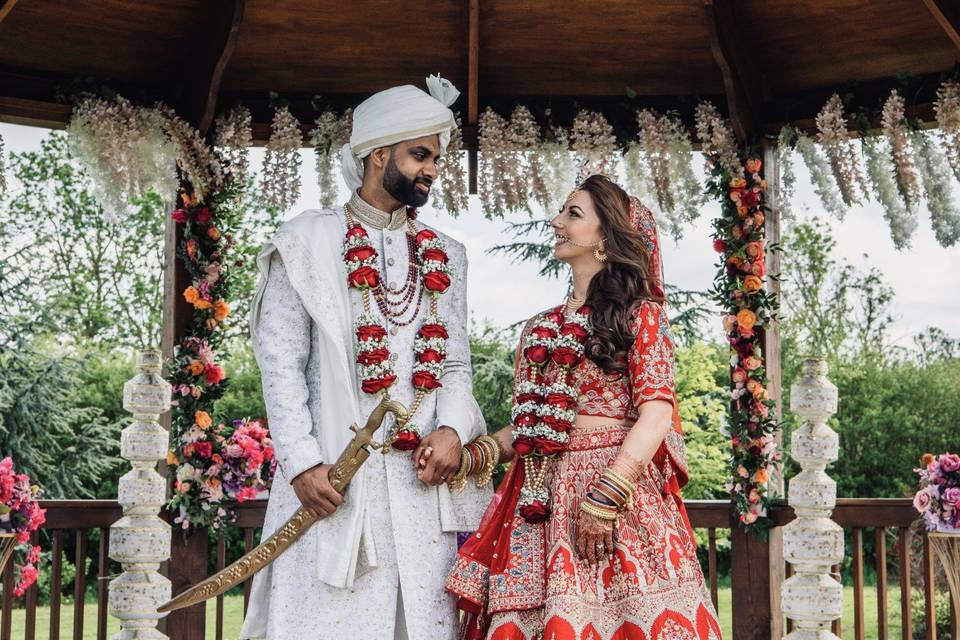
left=782, top=357, right=844, bottom=639
left=109, top=350, right=172, bottom=639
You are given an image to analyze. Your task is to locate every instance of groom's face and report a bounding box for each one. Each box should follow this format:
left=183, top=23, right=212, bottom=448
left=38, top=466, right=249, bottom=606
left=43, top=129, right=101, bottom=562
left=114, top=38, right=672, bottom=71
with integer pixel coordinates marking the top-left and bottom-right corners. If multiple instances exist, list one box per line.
left=382, top=136, right=441, bottom=208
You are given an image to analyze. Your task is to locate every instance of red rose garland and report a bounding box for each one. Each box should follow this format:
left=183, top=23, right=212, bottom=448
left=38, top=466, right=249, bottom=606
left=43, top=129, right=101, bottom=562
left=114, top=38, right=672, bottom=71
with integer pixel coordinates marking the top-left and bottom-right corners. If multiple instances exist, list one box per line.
left=512, top=305, right=592, bottom=523
left=343, top=216, right=452, bottom=449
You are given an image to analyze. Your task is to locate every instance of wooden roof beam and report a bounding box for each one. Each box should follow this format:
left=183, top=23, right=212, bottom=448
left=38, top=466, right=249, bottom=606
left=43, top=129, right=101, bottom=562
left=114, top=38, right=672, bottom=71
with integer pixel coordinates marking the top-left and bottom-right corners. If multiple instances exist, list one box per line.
left=0, top=0, right=18, bottom=24
left=466, top=0, right=479, bottom=194
left=705, top=0, right=763, bottom=142
left=923, top=0, right=960, bottom=49
left=179, top=0, right=245, bottom=135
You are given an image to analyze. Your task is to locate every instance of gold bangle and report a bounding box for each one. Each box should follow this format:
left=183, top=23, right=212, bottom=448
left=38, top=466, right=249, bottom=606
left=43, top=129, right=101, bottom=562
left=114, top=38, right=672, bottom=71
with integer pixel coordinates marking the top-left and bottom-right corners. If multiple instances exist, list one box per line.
left=447, top=448, right=470, bottom=492
left=473, top=435, right=501, bottom=488
left=580, top=501, right=618, bottom=521
left=602, top=468, right=635, bottom=497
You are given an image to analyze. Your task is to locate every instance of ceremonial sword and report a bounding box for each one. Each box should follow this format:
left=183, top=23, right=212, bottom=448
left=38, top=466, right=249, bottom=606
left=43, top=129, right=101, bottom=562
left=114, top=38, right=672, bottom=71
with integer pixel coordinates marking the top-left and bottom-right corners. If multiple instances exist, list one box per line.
left=157, top=396, right=409, bottom=613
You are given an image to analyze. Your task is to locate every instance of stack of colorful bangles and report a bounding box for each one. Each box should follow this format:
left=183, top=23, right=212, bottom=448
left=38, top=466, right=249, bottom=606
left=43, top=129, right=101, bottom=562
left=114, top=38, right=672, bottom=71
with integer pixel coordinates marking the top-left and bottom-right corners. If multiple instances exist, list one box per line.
left=448, top=435, right=501, bottom=492
left=581, top=467, right=636, bottom=521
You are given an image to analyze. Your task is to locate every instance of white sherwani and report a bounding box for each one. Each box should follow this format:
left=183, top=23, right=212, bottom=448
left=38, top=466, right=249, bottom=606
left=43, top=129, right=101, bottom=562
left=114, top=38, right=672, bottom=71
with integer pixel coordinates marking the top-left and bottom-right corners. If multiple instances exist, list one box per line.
left=240, top=195, right=489, bottom=640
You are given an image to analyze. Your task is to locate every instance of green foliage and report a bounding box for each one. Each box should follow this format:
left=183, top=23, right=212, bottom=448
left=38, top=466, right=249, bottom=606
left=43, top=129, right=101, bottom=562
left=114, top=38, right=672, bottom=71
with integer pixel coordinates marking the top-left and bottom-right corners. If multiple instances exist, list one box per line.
left=215, top=341, right=267, bottom=422
left=469, top=323, right=518, bottom=433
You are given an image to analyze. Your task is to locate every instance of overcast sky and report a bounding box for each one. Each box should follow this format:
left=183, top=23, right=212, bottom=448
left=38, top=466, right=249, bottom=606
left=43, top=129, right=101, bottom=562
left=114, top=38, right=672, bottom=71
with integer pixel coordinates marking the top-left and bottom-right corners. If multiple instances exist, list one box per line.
left=3, top=122, right=958, bottom=347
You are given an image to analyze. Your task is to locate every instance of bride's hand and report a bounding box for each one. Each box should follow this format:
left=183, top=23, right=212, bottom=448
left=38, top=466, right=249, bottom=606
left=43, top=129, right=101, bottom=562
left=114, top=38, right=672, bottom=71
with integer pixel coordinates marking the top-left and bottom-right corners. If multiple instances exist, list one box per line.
left=575, top=509, right=615, bottom=565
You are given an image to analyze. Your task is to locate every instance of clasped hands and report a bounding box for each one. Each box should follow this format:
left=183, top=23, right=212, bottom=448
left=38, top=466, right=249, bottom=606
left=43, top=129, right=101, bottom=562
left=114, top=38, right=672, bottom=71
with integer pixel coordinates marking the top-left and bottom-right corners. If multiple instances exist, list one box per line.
left=292, top=425, right=461, bottom=520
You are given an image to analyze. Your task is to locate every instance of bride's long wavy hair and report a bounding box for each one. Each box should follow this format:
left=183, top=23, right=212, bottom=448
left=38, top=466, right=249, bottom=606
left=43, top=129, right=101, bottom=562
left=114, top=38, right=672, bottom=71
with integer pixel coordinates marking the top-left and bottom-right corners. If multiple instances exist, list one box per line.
left=577, top=175, right=664, bottom=373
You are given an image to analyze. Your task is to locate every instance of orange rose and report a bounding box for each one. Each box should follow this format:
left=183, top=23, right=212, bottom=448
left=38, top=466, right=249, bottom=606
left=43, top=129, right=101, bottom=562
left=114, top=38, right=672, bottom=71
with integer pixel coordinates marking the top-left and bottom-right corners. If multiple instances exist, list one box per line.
left=753, top=468, right=769, bottom=484
left=745, top=241, right=764, bottom=258
left=194, top=298, right=212, bottom=310
left=745, top=158, right=762, bottom=174
left=737, top=465, right=749, bottom=478
left=207, top=226, right=221, bottom=241
left=183, top=286, right=200, bottom=304
left=195, top=410, right=212, bottom=429
left=751, top=382, right=765, bottom=400
left=743, top=275, right=763, bottom=294
left=214, top=300, right=229, bottom=321
left=736, top=308, right=757, bottom=332
left=166, top=450, right=179, bottom=465
left=737, top=205, right=749, bottom=217
left=754, top=211, right=765, bottom=227
left=730, top=177, right=747, bottom=189
left=188, top=360, right=204, bottom=376
left=922, top=453, right=935, bottom=466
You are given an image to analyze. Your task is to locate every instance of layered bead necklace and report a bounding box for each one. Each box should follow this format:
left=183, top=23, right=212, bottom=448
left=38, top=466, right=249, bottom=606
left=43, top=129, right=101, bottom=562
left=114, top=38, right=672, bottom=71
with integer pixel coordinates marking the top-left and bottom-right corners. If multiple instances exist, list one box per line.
left=342, top=202, right=454, bottom=450
left=511, top=297, right=592, bottom=522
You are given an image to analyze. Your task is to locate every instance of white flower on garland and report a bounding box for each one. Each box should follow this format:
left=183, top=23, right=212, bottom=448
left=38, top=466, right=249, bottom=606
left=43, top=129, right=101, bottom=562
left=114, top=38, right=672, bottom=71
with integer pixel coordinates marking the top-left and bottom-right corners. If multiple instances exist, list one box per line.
left=861, top=135, right=917, bottom=250
left=156, top=104, right=224, bottom=200
left=309, top=108, right=352, bottom=208
left=694, top=101, right=743, bottom=181
left=431, top=114, right=468, bottom=216
left=213, top=105, right=252, bottom=184
left=881, top=90, right=922, bottom=210
left=815, top=94, right=867, bottom=206
left=260, top=107, right=303, bottom=213
left=933, top=80, right=960, bottom=182
left=911, top=130, right=960, bottom=247
left=570, top=110, right=617, bottom=180
left=795, top=134, right=847, bottom=218
left=68, top=96, right=178, bottom=221
left=776, top=126, right=798, bottom=220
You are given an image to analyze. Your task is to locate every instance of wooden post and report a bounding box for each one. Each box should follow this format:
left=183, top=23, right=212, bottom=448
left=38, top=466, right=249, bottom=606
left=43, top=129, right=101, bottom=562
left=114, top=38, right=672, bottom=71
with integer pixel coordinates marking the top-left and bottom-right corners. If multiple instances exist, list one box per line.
left=731, top=508, right=774, bottom=640
left=467, top=0, right=479, bottom=194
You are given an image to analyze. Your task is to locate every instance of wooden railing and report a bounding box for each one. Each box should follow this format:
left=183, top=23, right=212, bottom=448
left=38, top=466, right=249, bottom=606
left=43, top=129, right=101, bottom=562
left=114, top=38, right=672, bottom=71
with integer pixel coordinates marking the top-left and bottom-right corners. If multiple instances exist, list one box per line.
left=1, top=498, right=955, bottom=640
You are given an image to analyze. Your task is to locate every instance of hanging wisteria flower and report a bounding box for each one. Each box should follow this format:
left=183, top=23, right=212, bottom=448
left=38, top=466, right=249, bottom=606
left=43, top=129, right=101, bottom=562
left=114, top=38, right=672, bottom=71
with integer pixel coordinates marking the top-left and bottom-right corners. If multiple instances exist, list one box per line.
left=478, top=108, right=511, bottom=216
left=881, top=90, right=922, bottom=210
left=861, top=136, right=917, bottom=250
left=636, top=109, right=673, bottom=212
left=260, top=106, right=303, bottom=213
left=478, top=106, right=545, bottom=215
left=0, top=132, right=7, bottom=198
left=570, top=110, right=618, bottom=180
left=695, top=101, right=743, bottom=181
left=213, top=106, right=253, bottom=184
left=538, top=125, right=576, bottom=212
left=431, top=114, right=469, bottom=216
left=934, top=80, right=960, bottom=181
left=795, top=134, right=847, bottom=218
left=156, top=103, right=224, bottom=201
left=67, top=96, right=178, bottom=220
left=508, top=106, right=546, bottom=210
left=815, top=94, right=867, bottom=206
left=776, top=126, right=798, bottom=220
left=911, top=130, right=960, bottom=247
left=310, top=109, right=352, bottom=208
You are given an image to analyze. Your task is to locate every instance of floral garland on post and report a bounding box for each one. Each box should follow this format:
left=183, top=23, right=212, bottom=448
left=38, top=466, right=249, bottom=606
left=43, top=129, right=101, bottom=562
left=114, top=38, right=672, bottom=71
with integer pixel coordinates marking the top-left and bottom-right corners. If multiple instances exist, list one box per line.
left=698, top=102, right=780, bottom=534
left=0, top=457, right=45, bottom=597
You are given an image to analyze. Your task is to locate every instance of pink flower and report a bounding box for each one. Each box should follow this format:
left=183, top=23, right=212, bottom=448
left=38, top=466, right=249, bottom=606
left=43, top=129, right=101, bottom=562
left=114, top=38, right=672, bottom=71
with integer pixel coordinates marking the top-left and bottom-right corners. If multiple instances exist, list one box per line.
left=943, top=487, right=960, bottom=505
left=914, top=489, right=932, bottom=513
left=939, top=453, right=960, bottom=473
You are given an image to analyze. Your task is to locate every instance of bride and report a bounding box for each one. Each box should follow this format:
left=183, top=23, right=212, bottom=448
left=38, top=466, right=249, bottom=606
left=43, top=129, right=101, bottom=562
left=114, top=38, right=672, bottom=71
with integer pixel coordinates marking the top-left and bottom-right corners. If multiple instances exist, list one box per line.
left=445, top=175, right=721, bottom=640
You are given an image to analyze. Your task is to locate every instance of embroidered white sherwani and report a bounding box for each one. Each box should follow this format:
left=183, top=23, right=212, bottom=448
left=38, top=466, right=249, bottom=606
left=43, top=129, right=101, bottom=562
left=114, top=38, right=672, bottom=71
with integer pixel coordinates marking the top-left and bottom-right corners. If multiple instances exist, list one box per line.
left=240, top=194, right=489, bottom=640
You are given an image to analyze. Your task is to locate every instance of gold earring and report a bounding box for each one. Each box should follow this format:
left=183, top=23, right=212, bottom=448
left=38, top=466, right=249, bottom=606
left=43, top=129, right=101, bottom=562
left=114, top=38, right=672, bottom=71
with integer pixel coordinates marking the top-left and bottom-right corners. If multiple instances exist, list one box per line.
left=593, top=240, right=607, bottom=263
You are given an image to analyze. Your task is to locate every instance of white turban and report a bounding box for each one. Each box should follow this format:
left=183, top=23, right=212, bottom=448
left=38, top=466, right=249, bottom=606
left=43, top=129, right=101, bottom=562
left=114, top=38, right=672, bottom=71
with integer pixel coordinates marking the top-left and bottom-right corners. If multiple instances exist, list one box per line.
left=340, top=75, right=460, bottom=191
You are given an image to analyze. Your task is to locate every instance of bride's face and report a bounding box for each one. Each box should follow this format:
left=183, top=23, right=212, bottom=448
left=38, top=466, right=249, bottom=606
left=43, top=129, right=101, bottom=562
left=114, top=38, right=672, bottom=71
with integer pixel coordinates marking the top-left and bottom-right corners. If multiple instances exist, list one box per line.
left=550, top=190, right=603, bottom=263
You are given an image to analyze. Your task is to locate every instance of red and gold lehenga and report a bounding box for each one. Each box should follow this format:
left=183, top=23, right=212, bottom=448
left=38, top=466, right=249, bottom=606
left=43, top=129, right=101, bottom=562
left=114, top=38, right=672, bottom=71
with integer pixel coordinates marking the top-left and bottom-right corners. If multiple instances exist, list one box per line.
left=445, top=198, right=721, bottom=640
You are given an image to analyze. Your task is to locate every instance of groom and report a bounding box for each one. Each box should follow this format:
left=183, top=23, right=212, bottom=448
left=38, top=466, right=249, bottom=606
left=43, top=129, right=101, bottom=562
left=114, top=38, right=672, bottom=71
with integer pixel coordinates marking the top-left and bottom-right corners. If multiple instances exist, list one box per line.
left=240, top=77, right=489, bottom=639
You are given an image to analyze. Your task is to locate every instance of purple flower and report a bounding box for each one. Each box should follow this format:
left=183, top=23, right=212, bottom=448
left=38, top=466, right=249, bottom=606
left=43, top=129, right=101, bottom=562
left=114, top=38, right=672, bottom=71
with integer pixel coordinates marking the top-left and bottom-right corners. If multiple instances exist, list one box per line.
left=940, top=453, right=960, bottom=473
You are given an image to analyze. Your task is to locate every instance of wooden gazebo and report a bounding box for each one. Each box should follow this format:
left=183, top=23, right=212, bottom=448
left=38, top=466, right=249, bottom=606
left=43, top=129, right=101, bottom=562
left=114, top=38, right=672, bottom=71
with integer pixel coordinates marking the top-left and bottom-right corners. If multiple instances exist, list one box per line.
left=1, top=2, right=955, bottom=639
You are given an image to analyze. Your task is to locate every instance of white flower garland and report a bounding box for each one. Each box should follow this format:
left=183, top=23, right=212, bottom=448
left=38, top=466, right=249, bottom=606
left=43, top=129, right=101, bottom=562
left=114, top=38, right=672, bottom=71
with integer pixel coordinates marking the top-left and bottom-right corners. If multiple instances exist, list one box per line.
left=934, top=80, right=960, bottom=182
left=539, top=125, right=576, bottom=211
left=694, top=101, right=743, bottom=181
left=795, top=134, right=847, bottom=218
left=309, top=108, right=352, bottom=208
left=862, top=135, right=917, bottom=250
left=570, top=110, right=617, bottom=180
left=478, top=107, right=512, bottom=216
left=260, top=107, right=303, bottom=213
left=213, top=106, right=252, bottom=184
left=776, top=126, right=798, bottom=220
left=911, top=130, right=960, bottom=247
left=815, top=94, right=867, bottom=206
left=156, top=104, right=224, bottom=201
left=881, top=90, right=922, bottom=210
left=67, top=96, right=178, bottom=221
left=636, top=109, right=672, bottom=212
left=431, top=114, right=468, bottom=216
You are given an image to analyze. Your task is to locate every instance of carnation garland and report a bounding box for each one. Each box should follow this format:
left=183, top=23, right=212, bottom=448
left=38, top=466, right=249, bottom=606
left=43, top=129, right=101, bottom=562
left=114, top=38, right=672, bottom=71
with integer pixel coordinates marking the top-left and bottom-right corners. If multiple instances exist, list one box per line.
left=259, top=106, right=303, bottom=213
left=0, top=456, right=45, bottom=597
left=707, top=143, right=780, bottom=535
left=815, top=94, right=867, bottom=207
left=511, top=305, right=592, bottom=523
left=309, top=109, right=352, bottom=208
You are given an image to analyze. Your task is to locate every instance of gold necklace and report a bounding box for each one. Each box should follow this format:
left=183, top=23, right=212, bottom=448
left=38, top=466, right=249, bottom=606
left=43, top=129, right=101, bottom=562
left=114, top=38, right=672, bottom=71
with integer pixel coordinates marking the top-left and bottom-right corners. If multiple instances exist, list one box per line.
left=565, top=292, right=585, bottom=316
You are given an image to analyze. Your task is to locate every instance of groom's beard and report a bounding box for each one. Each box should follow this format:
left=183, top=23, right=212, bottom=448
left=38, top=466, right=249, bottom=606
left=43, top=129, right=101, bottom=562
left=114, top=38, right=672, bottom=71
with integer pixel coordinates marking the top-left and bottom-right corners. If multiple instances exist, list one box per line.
left=383, top=153, right=431, bottom=208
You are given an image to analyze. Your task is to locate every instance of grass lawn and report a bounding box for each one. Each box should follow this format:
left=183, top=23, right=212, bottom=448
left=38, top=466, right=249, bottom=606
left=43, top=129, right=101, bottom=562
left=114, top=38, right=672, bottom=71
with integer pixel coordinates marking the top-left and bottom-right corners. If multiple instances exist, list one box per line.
left=7, top=584, right=908, bottom=639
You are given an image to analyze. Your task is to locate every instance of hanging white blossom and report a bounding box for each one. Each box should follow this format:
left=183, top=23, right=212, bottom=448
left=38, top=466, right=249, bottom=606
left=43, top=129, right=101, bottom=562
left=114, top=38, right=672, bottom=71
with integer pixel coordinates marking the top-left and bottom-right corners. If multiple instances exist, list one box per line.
left=661, top=115, right=704, bottom=239
left=309, top=109, right=351, bottom=208
left=776, top=126, right=797, bottom=221
left=795, top=134, right=847, bottom=218
left=933, top=80, right=960, bottom=182
left=881, top=90, right=922, bottom=210
left=155, top=104, right=223, bottom=201
left=478, top=107, right=511, bottom=216
left=260, top=107, right=303, bottom=213
left=862, top=135, right=917, bottom=250
left=431, top=115, right=468, bottom=216
left=67, top=96, right=177, bottom=221
left=213, top=105, right=252, bottom=184
left=911, top=130, right=960, bottom=247
left=694, top=101, right=743, bottom=180
left=0, top=132, right=7, bottom=198
left=815, top=94, right=867, bottom=206
left=570, top=110, right=617, bottom=180
left=478, top=106, right=545, bottom=216
left=539, top=126, right=576, bottom=212
left=623, top=143, right=656, bottom=207
left=636, top=109, right=672, bottom=211
left=508, top=106, right=547, bottom=210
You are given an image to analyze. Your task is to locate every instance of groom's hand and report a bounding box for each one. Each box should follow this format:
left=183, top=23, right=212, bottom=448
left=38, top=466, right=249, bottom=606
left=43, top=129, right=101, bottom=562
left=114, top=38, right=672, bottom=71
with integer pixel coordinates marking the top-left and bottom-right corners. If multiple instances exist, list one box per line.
left=291, top=464, right=343, bottom=519
left=413, top=426, right=461, bottom=486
